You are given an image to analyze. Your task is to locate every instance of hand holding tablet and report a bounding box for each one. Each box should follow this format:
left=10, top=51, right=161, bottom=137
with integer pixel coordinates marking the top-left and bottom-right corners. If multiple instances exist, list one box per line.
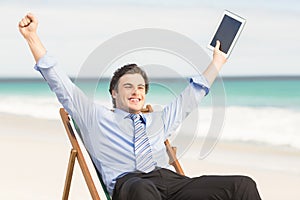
left=208, top=10, right=246, bottom=58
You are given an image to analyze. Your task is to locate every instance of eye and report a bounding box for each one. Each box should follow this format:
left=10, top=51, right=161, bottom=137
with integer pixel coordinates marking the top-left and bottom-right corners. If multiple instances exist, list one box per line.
left=123, top=84, right=133, bottom=89
left=138, top=86, right=145, bottom=90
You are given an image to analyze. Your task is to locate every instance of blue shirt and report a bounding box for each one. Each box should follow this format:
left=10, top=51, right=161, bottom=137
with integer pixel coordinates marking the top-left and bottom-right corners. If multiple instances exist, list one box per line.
left=34, top=53, right=210, bottom=195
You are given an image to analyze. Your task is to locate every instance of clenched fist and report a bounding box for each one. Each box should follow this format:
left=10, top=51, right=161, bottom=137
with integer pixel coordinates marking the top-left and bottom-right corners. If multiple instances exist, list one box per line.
left=19, top=13, right=38, bottom=40
left=18, top=13, right=46, bottom=62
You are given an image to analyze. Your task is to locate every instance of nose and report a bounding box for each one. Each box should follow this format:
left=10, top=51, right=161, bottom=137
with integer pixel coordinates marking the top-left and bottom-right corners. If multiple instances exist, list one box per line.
left=132, top=86, right=140, bottom=94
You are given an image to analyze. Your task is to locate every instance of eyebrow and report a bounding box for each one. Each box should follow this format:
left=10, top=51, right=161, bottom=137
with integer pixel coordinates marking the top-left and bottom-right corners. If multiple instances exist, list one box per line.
left=123, top=83, right=145, bottom=87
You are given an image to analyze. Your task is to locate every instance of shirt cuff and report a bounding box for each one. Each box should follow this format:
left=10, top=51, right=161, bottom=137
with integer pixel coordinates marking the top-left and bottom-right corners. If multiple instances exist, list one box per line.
left=190, top=76, right=210, bottom=96
left=34, top=52, right=57, bottom=71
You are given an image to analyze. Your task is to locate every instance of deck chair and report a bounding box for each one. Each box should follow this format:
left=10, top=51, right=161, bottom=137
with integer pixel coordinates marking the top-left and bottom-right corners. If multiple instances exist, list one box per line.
left=60, top=105, right=184, bottom=200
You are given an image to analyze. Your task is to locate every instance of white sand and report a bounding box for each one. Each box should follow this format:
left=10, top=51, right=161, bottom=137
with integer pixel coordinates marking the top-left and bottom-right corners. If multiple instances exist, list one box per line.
left=1, top=113, right=300, bottom=200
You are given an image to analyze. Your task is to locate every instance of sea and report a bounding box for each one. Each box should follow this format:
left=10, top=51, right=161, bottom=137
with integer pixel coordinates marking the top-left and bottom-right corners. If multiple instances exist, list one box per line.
left=1, top=76, right=300, bottom=150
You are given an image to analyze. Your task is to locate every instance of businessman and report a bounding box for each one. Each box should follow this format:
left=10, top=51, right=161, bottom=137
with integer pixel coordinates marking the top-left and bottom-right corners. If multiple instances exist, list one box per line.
left=19, top=13, right=261, bottom=200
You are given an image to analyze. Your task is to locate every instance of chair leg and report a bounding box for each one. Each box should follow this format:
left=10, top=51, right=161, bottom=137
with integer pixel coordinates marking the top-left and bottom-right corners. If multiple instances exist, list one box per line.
left=62, top=149, right=78, bottom=200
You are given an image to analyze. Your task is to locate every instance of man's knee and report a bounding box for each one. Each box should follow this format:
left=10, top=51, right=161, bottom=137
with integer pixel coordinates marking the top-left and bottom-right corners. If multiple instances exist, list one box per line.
left=119, top=177, right=161, bottom=200
left=235, top=175, right=261, bottom=199
left=240, top=175, right=258, bottom=189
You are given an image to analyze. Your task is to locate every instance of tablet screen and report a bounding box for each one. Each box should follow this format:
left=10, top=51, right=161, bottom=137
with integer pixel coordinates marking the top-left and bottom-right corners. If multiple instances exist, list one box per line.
left=210, top=14, right=242, bottom=54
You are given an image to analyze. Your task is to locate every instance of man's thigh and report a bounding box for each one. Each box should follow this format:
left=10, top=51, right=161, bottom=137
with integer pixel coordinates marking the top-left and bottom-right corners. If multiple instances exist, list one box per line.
left=167, top=174, right=260, bottom=200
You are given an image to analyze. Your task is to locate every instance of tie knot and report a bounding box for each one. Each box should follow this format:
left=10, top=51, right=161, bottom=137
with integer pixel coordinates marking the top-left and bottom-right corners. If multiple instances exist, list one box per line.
left=129, top=113, right=140, bottom=121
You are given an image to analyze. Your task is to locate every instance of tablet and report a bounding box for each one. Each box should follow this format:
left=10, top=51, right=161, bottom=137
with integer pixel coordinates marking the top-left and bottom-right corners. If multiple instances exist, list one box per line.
left=208, top=10, right=246, bottom=58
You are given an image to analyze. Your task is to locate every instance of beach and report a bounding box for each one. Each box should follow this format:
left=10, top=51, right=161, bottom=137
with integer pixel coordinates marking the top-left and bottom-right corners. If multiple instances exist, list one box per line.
left=3, top=0, right=300, bottom=198
left=1, top=113, right=300, bottom=200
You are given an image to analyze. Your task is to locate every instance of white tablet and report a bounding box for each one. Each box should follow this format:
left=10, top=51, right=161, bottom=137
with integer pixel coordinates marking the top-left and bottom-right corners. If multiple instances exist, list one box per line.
left=208, top=10, right=246, bottom=58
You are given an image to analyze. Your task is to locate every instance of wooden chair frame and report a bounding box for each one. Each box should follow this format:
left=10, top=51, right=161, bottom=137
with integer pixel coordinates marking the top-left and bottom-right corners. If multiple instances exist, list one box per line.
left=60, top=106, right=184, bottom=200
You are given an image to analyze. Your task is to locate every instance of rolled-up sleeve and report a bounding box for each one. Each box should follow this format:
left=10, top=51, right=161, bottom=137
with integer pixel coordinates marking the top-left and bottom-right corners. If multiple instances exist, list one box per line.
left=190, top=75, right=210, bottom=96
left=34, top=53, right=57, bottom=70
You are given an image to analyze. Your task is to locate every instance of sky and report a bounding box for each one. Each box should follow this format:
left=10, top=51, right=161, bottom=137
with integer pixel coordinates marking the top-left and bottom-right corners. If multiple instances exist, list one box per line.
left=1, top=0, right=300, bottom=78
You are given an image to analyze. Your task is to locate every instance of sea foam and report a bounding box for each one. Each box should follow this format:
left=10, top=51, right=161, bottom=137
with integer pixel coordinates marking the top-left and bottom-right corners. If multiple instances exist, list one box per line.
left=0, top=95, right=299, bottom=149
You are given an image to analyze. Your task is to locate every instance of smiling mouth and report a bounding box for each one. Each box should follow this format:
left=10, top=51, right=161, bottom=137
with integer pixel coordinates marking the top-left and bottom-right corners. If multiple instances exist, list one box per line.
left=129, top=98, right=141, bottom=103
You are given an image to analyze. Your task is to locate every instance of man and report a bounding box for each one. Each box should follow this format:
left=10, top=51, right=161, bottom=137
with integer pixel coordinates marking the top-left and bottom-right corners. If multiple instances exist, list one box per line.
left=19, top=13, right=261, bottom=200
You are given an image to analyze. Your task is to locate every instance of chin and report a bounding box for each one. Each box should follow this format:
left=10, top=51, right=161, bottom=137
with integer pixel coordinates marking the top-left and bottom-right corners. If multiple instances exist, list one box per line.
left=129, top=105, right=144, bottom=113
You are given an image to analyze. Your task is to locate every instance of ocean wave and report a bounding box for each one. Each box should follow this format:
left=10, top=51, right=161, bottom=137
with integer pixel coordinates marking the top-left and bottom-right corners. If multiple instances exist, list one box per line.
left=0, top=96, right=299, bottom=149
left=193, top=106, right=300, bottom=150
left=0, top=96, right=62, bottom=119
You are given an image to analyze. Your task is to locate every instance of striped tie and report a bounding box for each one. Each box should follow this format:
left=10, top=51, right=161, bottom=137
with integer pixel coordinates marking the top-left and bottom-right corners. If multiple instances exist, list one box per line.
left=130, top=114, right=155, bottom=173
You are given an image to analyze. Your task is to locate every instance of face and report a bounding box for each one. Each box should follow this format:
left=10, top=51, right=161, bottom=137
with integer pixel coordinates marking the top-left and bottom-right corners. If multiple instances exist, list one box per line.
left=112, top=73, right=146, bottom=114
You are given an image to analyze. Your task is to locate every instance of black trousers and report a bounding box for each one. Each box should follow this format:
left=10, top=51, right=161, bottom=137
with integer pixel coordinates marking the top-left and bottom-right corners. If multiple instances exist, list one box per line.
left=112, top=168, right=261, bottom=200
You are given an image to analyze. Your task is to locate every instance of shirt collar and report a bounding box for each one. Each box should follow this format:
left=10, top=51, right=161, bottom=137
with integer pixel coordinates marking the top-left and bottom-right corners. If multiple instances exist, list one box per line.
left=114, top=108, right=147, bottom=123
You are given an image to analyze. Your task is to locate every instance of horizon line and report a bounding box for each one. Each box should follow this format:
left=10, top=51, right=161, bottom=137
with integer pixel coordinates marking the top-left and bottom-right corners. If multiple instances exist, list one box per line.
left=1, top=75, right=300, bottom=82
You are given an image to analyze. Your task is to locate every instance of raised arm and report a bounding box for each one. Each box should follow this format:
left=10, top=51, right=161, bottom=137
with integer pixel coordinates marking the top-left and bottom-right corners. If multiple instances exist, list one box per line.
left=18, top=13, right=98, bottom=136
left=203, top=40, right=227, bottom=86
left=19, top=13, right=46, bottom=62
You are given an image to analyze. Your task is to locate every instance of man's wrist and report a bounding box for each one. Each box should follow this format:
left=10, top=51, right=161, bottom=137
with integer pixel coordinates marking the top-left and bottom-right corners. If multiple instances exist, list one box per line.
left=25, top=32, right=47, bottom=62
left=211, top=60, right=223, bottom=72
left=25, top=32, right=39, bottom=44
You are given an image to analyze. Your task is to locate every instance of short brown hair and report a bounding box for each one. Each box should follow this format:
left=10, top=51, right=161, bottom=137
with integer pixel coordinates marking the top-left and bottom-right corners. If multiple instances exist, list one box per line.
left=109, top=64, right=149, bottom=108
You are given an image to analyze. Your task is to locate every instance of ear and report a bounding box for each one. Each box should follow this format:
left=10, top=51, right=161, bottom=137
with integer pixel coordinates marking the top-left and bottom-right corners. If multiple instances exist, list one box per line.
left=112, top=89, right=117, bottom=98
